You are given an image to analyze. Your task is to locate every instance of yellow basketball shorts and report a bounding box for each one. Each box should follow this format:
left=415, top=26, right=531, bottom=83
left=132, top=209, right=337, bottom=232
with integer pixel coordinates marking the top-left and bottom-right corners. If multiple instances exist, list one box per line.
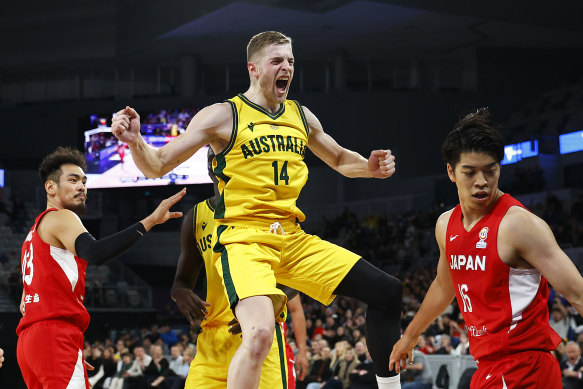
left=213, top=221, right=360, bottom=317
left=185, top=324, right=288, bottom=389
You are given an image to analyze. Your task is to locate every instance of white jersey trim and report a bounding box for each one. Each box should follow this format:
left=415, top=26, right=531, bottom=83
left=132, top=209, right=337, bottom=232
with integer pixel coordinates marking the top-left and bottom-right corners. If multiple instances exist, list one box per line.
left=508, top=268, right=541, bottom=332
left=67, top=349, right=86, bottom=389
left=50, top=246, right=79, bottom=292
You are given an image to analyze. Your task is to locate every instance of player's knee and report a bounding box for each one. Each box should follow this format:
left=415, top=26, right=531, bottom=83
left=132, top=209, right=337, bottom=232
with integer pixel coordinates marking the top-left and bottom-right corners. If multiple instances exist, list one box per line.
left=243, top=325, right=274, bottom=361
left=370, top=273, right=402, bottom=312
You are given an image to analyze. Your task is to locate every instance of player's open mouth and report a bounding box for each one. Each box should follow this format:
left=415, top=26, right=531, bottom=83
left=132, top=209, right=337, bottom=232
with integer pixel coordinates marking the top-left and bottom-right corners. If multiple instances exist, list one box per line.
left=276, top=78, right=288, bottom=93
left=473, top=193, right=488, bottom=200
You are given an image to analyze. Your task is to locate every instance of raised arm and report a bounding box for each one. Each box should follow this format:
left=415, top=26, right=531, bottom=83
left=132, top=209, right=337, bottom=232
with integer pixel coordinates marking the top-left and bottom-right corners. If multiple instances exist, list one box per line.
left=39, top=189, right=186, bottom=265
left=303, top=106, right=395, bottom=179
left=500, top=207, right=583, bottom=315
left=171, top=207, right=210, bottom=325
left=389, top=211, right=456, bottom=373
left=111, top=104, right=232, bottom=178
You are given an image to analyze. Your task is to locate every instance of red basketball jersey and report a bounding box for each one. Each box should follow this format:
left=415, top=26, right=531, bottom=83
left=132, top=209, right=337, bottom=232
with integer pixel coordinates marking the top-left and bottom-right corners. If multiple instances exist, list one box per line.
left=16, top=209, right=90, bottom=335
left=445, top=194, right=561, bottom=360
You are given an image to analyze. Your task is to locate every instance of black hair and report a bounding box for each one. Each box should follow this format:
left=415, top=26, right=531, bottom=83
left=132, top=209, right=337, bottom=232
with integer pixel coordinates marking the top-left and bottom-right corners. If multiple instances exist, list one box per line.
left=39, top=147, right=87, bottom=184
left=441, top=108, right=504, bottom=168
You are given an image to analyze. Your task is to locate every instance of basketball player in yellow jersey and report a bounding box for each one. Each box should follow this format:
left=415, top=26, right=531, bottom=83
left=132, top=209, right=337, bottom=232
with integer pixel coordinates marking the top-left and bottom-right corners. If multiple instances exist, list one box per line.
left=113, top=31, right=403, bottom=389
left=171, top=147, right=308, bottom=388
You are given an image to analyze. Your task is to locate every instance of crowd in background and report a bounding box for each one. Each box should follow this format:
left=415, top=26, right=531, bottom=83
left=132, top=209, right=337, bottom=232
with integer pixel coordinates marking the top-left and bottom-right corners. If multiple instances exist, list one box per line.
left=2, top=174, right=583, bottom=388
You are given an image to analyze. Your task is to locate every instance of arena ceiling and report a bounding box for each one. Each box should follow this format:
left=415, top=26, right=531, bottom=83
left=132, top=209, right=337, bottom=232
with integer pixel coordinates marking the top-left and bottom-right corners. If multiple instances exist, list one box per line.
left=1, top=0, right=583, bottom=73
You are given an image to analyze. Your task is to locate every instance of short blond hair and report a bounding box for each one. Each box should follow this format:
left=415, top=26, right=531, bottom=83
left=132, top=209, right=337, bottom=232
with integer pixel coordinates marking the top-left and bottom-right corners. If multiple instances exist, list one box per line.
left=247, top=31, right=292, bottom=62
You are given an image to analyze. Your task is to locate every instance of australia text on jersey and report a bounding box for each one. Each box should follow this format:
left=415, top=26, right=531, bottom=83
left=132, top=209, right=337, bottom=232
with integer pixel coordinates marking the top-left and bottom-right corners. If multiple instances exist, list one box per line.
left=449, top=255, right=486, bottom=271
left=241, top=135, right=306, bottom=159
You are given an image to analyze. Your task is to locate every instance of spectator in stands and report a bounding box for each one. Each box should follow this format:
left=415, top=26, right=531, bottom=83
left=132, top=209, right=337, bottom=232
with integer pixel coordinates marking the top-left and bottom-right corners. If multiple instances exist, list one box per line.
left=305, top=346, right=333, bottom=389
left=453, top=332, right=470, bottom=356
left=434, top=335, right=454, bottom=355
left=167, top=345, right=183, bottom=374
left=102, top=347, right=117, bottom=387
left=550, top=301, right=574, bottom=341
left=165, top=346, right=195, bottom=389
left=89, top=346, right=117, bottom=389
left=110, top=350, right=133, bottom=389
left=324, top=347, right=360, bottom=389
left=400, top=349, right=432, bottom=389
left=348, top=351, right=376, bottom=389
left=159, top=323, right=178, bottom=348
left=124, top=346, right=151, bottom=389
left=561, top=341, right=583, bottom=389
left=330, top=340, right=349, bottom=372
left=354, top=341, right=367, bottom=362
left=145, top=344, right=170, bottom=387
left=87, top=346, right=104, bottom=386
left=415, top=335, right=435, bottom=355
left=114, top=339, right=125, bottom=362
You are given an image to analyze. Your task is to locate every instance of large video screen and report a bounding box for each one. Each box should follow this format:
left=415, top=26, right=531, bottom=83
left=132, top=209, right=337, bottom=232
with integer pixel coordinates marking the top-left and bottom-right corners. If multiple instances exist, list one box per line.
left=84, top=110, right=212, bottom=189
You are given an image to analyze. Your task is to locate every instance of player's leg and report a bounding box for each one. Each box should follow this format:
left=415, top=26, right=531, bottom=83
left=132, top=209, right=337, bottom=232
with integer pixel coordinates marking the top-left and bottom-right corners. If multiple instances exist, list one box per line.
left=277, top=228, right=402, bottom=387
left=258, top=322, right=288, bottom=389
left=333, top=259, right=402, bottom=382
left=228, top=296, right=276, bottom=389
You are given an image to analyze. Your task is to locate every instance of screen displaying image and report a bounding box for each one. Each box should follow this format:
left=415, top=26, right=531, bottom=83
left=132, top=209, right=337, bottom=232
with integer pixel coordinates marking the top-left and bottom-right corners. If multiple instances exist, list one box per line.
left=83, top=110, right=212, bottom=189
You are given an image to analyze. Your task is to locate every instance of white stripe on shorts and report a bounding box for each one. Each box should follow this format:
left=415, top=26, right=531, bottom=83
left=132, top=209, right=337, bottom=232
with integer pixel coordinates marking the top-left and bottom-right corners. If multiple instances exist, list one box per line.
left=67, top=349, right=86, bottom=389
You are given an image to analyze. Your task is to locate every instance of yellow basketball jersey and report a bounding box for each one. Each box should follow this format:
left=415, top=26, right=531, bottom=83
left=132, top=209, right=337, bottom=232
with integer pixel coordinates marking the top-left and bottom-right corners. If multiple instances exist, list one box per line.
left=214, top=94, right=310, bottom=222
left=193, top=198, right=232, bottom=326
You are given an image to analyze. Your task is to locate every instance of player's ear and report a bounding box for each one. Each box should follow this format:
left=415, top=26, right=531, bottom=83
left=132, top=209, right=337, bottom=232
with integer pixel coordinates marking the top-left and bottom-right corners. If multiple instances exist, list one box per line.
left=446, top=163, right=456, bottom=182
left=45, top=180, right=56, bottom=196
left=248, top=61, right=259, bottom=79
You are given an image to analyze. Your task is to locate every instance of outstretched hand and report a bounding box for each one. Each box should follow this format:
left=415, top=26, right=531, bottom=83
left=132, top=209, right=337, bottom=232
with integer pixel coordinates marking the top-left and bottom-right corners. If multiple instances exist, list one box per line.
left=368, top=149, right=396, bottom=178
left=112, top=106, right=142, bottom=146
left=141, top=188, right=186, bottom=231
left=172, top=287, right=210, bottom=325
left=388, top=335, right=416, bottom=374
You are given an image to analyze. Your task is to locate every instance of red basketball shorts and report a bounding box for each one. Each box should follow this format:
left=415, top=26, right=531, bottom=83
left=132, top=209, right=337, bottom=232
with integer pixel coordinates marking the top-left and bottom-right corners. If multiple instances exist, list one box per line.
left=17, top=320, right=89, bottom=389
left=472, top=350, right=561, bottom=389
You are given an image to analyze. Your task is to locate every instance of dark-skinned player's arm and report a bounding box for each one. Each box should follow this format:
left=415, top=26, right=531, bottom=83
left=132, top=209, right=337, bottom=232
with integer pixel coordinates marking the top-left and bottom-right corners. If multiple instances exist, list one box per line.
left=288, top=294, right=309, bottom=380
left=171, top=207, right=210, bottom=325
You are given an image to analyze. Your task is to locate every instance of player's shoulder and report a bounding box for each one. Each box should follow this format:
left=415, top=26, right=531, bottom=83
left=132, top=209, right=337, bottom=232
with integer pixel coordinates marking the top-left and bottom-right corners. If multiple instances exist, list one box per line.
left=195, top=102, right=233, bottom=125
left=436, top=208, right=455, bottom=230
left=43, top=208, right=81, bottom=223
left=501, top=205, right=543, bottom=232
left=38, top=209, right=83, bottom=236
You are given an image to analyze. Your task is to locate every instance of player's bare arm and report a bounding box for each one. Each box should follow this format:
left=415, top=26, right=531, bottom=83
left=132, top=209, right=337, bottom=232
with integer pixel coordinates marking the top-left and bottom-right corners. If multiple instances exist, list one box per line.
left=171, top=208, right=210, bottom=325
left=303, top=106, right=395, bottom=178
left=112, top=104, right=232, bottom=178
left=389, top=211, right=456, bottom=373
left=499, top=207, right=583, bottom=314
